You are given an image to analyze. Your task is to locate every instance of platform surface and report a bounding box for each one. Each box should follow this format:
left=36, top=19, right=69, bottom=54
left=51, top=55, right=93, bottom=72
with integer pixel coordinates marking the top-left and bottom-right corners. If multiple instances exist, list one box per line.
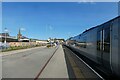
left=2, top=45, right=101, bottom=79
left=39, top=45, right=69, bottom=78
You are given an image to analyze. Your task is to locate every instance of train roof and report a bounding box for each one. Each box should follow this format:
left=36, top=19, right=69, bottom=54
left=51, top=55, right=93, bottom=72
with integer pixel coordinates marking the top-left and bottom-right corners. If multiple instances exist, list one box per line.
left=80, top=16, right=120, bottom=35
left=98, top=16, right=120, bottom=27
left=68, top=16, right=120, bottom=40
left=82, top=26, right=98, bottom=34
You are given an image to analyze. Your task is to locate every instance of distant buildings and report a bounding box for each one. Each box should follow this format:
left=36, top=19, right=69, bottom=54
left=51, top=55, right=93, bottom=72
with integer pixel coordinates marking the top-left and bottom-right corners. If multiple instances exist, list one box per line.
left=0, top=33, right=9, bottom=37
left=48, top=38, right=65, bottom=44
left=19, top=36, right=30, bottom=42
left=0, top=33, right=17, bottom=42
left=0, top=28, right=65, bottom=44
left=17, top=28, right=29, bottom=42
left=17, top=28, right=22, bottom=41
left=54, top=38, right=65, bottom=43
left=35, top=40, right=48, bottom=44
left=0, top=28, right=29, bottom=42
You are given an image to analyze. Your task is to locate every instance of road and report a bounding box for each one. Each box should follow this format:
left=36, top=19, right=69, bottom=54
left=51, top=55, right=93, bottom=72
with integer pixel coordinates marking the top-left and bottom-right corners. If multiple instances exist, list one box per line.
left=2, top=46, right=57, bottom=78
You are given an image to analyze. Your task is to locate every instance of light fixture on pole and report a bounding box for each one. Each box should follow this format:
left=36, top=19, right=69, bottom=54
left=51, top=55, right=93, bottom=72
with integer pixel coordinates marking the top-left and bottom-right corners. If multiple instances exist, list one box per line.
left=4, top=28, right=8, bottom=44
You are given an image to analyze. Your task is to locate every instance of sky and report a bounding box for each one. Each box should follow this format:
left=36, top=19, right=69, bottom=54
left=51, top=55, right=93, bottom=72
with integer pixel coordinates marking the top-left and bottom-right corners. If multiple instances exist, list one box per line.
left=2, top=2, right=118, bottom=40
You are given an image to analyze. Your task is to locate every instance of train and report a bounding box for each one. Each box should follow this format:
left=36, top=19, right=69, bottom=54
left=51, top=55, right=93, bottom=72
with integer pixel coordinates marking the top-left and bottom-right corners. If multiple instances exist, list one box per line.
left=66, top=16, right=120, bottom=78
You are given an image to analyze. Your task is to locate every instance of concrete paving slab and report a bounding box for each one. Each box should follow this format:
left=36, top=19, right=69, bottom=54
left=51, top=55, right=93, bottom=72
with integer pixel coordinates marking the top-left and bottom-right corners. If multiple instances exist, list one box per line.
left=2, top=46, right=57, bottom=78
left=39, top=45, right=69, bottom=78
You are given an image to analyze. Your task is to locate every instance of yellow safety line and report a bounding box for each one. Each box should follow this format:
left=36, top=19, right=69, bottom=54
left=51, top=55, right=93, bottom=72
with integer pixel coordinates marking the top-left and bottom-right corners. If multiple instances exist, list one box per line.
left=67, top=50, right=85, bottom=79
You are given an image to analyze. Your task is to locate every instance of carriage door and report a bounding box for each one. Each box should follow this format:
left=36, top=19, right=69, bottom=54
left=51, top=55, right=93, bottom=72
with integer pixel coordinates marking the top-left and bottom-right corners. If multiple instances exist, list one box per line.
left=97, top=29, right=103, bottom=64
left=102, top=26, right=111, bottom=70
left=97, top=24, right=111, bottom=70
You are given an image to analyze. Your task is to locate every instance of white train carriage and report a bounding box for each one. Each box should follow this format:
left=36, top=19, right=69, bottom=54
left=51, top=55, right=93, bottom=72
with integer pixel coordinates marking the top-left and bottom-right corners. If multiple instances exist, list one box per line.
left=66, top=16, right=120, bottom=77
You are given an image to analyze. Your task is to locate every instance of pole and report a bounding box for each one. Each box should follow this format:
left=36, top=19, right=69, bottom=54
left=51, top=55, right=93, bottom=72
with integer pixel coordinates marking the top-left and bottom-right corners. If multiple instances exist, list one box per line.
left=4, top=32, right=6, bottom=44
left=4, top=28, right=7, bottom=50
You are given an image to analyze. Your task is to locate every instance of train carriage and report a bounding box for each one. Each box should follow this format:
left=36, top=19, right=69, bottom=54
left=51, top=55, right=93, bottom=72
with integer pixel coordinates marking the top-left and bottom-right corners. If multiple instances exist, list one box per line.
left=66, top=16, right=120, bottom=77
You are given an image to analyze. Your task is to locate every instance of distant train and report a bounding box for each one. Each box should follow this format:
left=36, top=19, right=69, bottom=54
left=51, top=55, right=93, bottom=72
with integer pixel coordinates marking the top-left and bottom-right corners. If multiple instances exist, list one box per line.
left=66, top=16, right=120, bottom=78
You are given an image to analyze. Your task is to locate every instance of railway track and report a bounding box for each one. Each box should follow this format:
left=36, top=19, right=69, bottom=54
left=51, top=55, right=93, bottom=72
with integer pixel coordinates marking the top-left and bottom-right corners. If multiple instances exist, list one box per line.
left=63, top=45, right=113, bottom=80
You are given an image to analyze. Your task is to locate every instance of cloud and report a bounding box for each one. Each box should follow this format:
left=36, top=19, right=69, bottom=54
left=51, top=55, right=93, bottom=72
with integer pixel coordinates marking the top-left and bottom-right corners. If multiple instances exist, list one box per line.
left=20, top=28, right=26, bottom=31
left=49, top=25, right=53, bottom=31
left=77, top=0, right=96, bottom=4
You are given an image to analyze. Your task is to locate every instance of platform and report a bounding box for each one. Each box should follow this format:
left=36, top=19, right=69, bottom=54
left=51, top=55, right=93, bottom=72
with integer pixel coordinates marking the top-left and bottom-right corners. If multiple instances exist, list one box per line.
left=39, top=45, right=69, bottom=78
left=37, top=45, right=102, bottom=79
left=2, top=45, right=102, bottom=79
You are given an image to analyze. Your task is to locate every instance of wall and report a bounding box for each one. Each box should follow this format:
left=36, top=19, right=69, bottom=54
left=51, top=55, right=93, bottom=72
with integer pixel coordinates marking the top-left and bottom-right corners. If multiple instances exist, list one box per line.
left=8, top=42, right=46, bottom=47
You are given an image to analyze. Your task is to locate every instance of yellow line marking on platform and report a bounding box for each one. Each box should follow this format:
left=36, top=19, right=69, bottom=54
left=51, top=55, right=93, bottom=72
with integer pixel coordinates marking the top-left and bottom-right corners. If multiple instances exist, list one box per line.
left=67, top=51, right=85, bottom=79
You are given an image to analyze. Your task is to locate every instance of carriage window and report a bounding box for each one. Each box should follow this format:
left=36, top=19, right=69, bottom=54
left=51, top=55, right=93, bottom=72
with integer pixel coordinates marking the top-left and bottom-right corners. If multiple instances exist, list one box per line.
left=83, top=37, right=87, bottom=48
left=97, top=31, right=101, bottom=51
left=104, top=28, right=110, bottom=53
left=77, top=37, right=87, bottom=48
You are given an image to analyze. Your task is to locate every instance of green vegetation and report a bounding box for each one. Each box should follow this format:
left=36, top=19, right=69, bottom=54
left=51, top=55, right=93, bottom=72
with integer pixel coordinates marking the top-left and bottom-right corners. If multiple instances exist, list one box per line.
left=46, top=44, right=51, bottom=48
left=46, top=44, right=54, bottom=48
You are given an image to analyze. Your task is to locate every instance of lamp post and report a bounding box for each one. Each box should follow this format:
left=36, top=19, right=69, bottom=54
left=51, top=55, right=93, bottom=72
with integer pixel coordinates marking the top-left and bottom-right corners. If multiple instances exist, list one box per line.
left=4, top=28, right=8, bottom=50
left=4, top=28, right=8, bottom=44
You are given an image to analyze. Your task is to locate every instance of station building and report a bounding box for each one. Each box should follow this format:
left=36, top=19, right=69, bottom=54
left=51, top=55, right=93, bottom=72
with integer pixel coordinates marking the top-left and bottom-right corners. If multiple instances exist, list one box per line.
left=0, top=33, right=18, bottom=42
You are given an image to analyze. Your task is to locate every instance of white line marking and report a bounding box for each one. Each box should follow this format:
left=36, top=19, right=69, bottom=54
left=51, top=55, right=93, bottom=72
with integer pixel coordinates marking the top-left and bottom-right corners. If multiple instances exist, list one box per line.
left=66, top=47, right=104, bottom=80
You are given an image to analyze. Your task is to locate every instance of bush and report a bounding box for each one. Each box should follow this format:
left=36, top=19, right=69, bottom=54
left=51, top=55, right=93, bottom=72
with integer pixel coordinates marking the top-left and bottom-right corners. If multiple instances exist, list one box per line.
left=46, top=44, right=51, bottom=48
